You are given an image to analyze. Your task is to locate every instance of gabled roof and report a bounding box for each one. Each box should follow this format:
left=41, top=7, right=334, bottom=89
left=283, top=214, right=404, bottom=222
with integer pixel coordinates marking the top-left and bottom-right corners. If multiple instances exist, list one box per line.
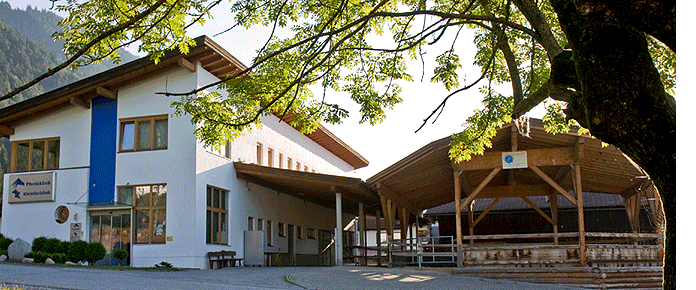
left=0, top=36, right=367, bottom=169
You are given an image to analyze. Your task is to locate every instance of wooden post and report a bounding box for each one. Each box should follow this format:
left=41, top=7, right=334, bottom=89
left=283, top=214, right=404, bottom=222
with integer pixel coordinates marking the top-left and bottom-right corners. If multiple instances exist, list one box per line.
left=551, top=191, right=559, bottom=245
left=454, top=170, right=463, bottom=268
left=359, top=202, right=366, bottom=266
left=468, top=201, right=474, bottom=246
left=573, top=164, right=586, bottom=266
left=400, top=207, right=408, bottom=243
left=376, top=210, right=382, bottom=266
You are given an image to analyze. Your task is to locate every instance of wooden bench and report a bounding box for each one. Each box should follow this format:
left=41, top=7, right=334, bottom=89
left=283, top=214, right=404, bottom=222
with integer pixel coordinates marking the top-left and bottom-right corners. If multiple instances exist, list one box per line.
left=207, top=251, right=243, bottom=269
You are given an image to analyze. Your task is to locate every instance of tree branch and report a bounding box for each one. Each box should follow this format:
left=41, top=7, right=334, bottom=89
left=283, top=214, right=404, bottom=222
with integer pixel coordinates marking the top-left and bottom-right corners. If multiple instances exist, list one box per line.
left=0, top=0, right=170, bottom=102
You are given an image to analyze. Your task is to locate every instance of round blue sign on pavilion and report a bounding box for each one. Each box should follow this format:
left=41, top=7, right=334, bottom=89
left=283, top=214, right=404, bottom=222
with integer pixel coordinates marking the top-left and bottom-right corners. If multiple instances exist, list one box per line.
left=504, top=155, right=514, bottom=163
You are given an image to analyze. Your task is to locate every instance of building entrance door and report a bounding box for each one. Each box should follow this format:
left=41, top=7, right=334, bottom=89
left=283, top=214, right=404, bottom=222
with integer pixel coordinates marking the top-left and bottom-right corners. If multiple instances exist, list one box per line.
left=90, top=211, right=131, bottom=266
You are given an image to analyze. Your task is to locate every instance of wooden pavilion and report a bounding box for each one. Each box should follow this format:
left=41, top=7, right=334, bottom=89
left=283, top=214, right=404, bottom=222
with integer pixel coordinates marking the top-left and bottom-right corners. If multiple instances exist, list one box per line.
left=365, top=119, right=664, bottom=269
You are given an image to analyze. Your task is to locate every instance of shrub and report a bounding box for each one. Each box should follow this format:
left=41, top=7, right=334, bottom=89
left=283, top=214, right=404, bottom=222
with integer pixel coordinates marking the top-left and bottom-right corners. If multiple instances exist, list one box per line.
left=0, top=238, right=13, bottom=251
left=32, top=237, right=48, bottom=253
left=57, top=241, right=71, bottom=255
left=42, top=238, right=61, bottom=254
left=113, top=249, right=128, bottom=263
left=25, top=251, right=48, bottom=263
left=154, top=261, right=173, bottom=268
left=50, top=253, right=68, bottom=264
left=68, top=240, right=87, bottom=262
left=84, top=242, right=106, bottom=264
left=0, top=249, right=7, bottom=257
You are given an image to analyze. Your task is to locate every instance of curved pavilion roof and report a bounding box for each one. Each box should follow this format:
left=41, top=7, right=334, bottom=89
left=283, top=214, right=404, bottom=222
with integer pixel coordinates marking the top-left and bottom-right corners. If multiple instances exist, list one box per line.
left=366, top=118, right=655, bottom=214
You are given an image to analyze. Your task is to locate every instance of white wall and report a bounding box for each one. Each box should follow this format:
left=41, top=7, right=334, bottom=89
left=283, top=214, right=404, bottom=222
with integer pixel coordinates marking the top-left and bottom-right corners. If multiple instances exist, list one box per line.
left=1, top=105, right=92, bottom=243
left=195, top=64, right=355, bottom=175
left=115, top=66, right=199, bottom=268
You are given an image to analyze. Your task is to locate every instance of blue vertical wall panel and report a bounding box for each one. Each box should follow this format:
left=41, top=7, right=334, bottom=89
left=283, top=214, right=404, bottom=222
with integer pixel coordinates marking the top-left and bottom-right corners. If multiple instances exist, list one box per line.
left=89, top=96, right=117, bottom=203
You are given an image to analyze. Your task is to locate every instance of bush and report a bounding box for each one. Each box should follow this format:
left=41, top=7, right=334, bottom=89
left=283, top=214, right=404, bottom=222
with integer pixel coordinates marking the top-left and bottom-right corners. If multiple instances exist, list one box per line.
left=57, top=241, right=71, bottom=255
left=25, top=251, right=48, bottom=263
left=50, top=253, right=68, bottom=264
left=84, top=242, right=106, bottom=264
left=113, top=249, right=128, bottom=262
left=0, top=249, right=7, bottom=257
left=68, top=240, right=87, bottom=262
left=32, top=237, right=48, bottom=253
left=0, top=238, right=13, bottom=251
left=42, top=238, right=61, bottom=254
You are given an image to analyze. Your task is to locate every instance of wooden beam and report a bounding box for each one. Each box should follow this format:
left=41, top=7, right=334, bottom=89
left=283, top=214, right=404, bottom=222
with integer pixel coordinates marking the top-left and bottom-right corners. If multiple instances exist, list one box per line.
left=0, top=125, right=14, bottom=136
left=476, top=184, right=553, bottom=198
left=453, top=147, right=576, bottom=171
left=551, top=192, right=559, bottom=245
left=574, top=137, right=585, bottom=163
left=573, top=163, right=586, bottom=266
left=520, top=196, right=553, bottom=225
left=375, top=210, right=382, bottom=266
left=453, top=170, right=463, bottom=268
left=459, top=170, right=472, bottom=197
left=96, top=86, right=116, bottom=99
left=379, top=196, right=393, bottom=242
left=461, top=167, right=502, bottom=208
left=529, top=165, right=577, bottom=206
left=376, top=182, right=422, bottom=215
left=400, top=207, right=408, bottom=241
left=467, top=202, right=474, bottom=246
left=178, top=57, right=196, bottom=73
left=69, top=96, right=90, bottom=109
left=473, top=197, right=500, bottom=227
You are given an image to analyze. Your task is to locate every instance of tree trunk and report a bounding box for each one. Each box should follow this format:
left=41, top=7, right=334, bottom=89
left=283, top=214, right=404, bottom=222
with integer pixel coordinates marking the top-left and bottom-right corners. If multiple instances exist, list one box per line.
left=550, top=1, right=675, bottom=289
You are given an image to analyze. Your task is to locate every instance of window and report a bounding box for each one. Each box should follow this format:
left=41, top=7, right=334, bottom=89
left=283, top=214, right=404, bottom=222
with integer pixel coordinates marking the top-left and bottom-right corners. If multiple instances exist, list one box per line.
left=278, top=153, right=283, bottom=168
left=248, top=217, right=254, bottom=231
left=119, top=184, right=166, bottom=244
left=304, top=166, right=309, bottom=172
left=287, top=158, right=293, bottom=170
left=308, top=228, right=316, bottom=240
left=297, top=226, right=303, bottom=240
left=267, top=148, right=274, bottom=167
left=11, top=137, right=59, bottom=172
left=296, top=162, right=301, bottom=171
left=119, top=115, right=168, bottom=152
left=206, top=141, right=230, bottom=158
left=266, top=220, right=273, bottom=246
left=256, top=143, right=263, bottom=164
left=278, top=222, right=285, bottom=237
left=258, top=218, right=263, bottom=232
left=206, top=186, right=228, bottom=244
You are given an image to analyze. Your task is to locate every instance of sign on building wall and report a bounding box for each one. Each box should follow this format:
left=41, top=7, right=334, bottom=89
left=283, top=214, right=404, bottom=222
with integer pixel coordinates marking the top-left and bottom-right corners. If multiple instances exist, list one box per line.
left=502, top=151, right=528, bottom=169
left=70, top=223, right=82, bottom=242
left=7, top=172, right=56, bottom=203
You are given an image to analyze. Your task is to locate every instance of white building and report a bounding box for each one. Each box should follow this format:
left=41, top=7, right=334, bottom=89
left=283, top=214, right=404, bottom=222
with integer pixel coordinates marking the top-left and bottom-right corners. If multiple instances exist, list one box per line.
left=0, top=36, right=378, bottom=269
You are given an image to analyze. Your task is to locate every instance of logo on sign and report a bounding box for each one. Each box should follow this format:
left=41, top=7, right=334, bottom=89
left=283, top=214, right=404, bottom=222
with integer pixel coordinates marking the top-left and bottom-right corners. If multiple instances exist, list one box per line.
left=8, top=172, right=55, bottom=203
left=504, top=155, right=514, bottom=163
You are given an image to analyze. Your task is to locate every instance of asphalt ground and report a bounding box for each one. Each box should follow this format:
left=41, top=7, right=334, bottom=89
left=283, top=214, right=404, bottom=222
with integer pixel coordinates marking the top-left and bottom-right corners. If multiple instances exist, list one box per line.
left=0, top=263, right=584, bottom=290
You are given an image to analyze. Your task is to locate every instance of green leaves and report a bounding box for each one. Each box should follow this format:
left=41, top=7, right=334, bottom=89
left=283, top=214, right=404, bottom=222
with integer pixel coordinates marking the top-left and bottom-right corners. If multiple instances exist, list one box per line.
left=431, top=51, right=462, bottom=90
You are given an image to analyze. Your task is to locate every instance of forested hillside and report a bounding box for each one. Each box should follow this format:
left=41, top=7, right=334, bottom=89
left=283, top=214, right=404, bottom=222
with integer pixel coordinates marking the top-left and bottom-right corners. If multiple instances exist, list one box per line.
left=0, top=1, right=138, bottom=200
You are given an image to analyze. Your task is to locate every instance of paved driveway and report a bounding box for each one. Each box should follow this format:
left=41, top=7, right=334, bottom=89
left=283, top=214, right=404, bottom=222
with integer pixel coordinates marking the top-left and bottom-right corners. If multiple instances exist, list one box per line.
left=0, top=264, right=582, bottom=290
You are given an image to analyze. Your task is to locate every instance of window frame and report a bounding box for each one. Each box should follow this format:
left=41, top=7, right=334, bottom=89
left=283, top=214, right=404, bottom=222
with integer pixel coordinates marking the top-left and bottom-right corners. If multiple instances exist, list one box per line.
left=206, top=185, right=229, bottom=245
left=119, top=183, right=167, bottom=244
left=266, top=220, right=273, bottom=246
left=11, top=137, right=60, bottom=173
left=278, top=222, right=285, bottom=237
left=267, top=148, right=274, bottom=167
left=205, top=140, right=231, bottom=158
left=256, top=143, right=263, bottom=164
left=307, top=228, right=316, bottom=240
left=119, top=114, right=168, bottom=152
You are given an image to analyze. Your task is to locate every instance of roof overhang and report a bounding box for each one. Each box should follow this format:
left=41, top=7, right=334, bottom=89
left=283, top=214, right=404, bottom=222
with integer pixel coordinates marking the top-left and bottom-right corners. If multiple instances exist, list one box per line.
left=234, top=162, right=379, bottom=216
